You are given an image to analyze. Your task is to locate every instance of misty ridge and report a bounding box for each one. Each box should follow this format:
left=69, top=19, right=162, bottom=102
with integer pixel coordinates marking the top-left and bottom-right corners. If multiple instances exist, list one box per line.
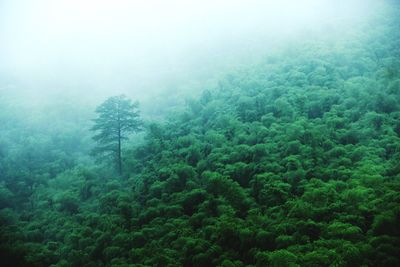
left=0, top=0, right=376, bottom=114
left=0, top=0, right=400, bottom=266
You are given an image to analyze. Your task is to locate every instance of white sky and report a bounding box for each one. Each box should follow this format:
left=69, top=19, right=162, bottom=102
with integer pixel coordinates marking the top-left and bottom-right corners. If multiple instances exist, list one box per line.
left=0, top=0, right=376, bottom=102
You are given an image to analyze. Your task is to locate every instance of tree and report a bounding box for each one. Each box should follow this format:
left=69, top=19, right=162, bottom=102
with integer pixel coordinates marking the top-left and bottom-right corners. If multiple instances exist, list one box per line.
left=91, top=95, right=142, bottom=175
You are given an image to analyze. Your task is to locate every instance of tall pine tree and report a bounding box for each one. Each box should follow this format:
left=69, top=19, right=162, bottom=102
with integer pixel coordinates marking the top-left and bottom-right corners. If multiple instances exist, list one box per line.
left=91, top=95, right=142, bottom=175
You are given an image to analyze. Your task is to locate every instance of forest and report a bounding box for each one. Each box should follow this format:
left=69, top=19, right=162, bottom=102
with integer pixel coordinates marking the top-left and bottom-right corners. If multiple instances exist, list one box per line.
left=0, top=1, right=400, bottom=266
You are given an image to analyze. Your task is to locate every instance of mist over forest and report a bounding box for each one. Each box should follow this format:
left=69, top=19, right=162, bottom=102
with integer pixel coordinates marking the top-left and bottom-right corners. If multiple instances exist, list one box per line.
left=1, top=0, right=399, bottom=266
left=0, top=0, right=377, bottom=115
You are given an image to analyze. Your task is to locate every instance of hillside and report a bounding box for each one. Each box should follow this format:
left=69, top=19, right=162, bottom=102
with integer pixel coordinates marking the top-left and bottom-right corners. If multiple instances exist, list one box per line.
left=1, top=1, right=400, bottom=267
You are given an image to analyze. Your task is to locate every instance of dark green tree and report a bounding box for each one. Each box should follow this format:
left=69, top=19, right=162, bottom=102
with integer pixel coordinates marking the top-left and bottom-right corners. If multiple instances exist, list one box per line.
left=91, top=95, right=142, bottom=175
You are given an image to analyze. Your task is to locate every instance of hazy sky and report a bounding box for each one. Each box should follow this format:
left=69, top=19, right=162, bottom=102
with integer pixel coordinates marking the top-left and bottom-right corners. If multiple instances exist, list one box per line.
left=0, top=0, right=376, bottom=104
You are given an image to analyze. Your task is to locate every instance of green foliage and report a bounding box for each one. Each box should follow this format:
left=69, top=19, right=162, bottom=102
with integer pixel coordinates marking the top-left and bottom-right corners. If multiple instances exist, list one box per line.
left=1, top=2, right=400, bottom=266
left=91, top=95, right=142, bottom=175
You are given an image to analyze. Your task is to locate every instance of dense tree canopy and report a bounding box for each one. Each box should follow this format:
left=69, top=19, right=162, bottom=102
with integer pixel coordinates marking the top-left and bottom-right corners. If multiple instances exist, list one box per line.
left=0, top=2, right=400, bottom=267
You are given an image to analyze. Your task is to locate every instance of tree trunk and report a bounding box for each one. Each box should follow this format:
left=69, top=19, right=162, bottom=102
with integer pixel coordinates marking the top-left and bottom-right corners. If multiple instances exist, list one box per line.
left=118, top=129, right=122, bottom=175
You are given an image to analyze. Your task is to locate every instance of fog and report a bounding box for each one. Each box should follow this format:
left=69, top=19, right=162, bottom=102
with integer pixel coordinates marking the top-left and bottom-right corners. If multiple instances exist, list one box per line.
left=0, top=0, right=378, bottom=114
